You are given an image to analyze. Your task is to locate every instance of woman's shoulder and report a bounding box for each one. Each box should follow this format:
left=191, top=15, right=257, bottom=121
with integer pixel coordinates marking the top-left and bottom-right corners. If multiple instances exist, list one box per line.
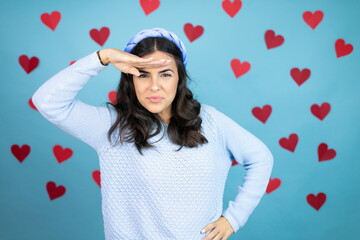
left=199, top=103, right=228, bottom=146
left=199, top=103, right=224, bottom=126
left=200, top=103, right=215, bottom=113
left=200, top=103, right=236, bottom=129
left=200, top=103, right=223, bottom=118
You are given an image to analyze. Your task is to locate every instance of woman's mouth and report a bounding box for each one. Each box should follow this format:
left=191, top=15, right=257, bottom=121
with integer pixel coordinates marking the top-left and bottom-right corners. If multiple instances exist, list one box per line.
left=146, top=97, right=164, bottom=103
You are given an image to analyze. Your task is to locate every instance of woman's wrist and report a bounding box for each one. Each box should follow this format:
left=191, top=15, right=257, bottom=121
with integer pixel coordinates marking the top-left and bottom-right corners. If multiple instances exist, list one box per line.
left=97, top=49, right=112, bottom=66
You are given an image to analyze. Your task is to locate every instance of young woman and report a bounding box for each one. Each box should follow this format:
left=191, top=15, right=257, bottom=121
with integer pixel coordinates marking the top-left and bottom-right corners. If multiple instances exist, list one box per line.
left=32, top=27, right=274, bottom=240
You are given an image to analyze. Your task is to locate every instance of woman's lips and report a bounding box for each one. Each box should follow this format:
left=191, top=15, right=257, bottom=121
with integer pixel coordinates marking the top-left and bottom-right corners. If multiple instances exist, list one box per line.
left=147, top=97, right=163, bottom=103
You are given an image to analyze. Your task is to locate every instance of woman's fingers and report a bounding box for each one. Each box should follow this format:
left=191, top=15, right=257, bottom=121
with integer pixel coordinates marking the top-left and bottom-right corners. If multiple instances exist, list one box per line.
left=132, top=57, right=154, bottom=63
left=122, top=65, right=140, bottom=76
left=129, top=67, right=140, bottom=76
left=142, top=57, right=154, bottom=61
left=127, top=60, right=169, bottom=76
left=134, top=59, right=171, bottom=68
left=113, top=52, right=172, bottom=75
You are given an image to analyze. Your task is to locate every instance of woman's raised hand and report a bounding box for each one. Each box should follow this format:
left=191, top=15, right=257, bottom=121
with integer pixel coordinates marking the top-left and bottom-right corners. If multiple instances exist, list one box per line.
left=99, top=48, right=171, bottom=76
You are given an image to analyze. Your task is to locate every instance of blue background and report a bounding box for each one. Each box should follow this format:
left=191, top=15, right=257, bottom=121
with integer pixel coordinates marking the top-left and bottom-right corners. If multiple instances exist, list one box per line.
left=1, top=0, right=359, bottom=239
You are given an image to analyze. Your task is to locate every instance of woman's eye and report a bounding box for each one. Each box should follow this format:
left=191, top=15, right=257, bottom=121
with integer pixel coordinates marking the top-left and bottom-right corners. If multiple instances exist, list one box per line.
left=138, top=73, right=171, bottom=78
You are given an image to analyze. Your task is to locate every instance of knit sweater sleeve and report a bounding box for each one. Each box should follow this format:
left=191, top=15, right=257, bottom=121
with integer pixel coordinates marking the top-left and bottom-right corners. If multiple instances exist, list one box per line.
left=31, top=51, right=111, bottom=152
left=203, top=104, right=274, bottom=233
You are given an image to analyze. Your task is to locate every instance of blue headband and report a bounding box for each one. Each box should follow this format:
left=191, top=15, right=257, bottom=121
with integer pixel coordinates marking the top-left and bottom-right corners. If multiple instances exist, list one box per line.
left=123, top=27, right=188, bottom=68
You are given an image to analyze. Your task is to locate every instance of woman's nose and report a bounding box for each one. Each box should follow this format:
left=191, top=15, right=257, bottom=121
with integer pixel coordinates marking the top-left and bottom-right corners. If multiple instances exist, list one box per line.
left=150, top=77, right=160, bottom=91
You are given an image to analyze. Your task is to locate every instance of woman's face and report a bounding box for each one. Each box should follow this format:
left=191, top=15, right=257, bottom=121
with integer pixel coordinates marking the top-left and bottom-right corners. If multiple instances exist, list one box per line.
left=133, top=50, right=179, bottom=124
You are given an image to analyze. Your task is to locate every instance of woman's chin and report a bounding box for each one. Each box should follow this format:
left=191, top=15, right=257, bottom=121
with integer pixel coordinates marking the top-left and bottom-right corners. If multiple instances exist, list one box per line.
left=143, top=105, right=164, bottom=114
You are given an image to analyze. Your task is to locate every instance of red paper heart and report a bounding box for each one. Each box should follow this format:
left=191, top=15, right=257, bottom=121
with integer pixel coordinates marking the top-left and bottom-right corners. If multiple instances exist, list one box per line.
left=266, top=177, right=281, bottom=194
left=108, top=90, right=117, bottom=105
left=46, top=181, right=66, bottom=200
left=303, top=10, right=323, bottom=30
left=11, top=144, right=31, bottom=163
left=90, top=27, right=110, bottom=46
left=318, top=143, right=336, bottom=162
left=306, top=192, right=326, bottom=211
left=230, top=58, right=251, bottom=78
left=28, top=98, right=38, bottom=111
left=311, top=102, right=330, bottom=121
left=19, top=55, right=39, bottom=74
left=265, top=30, right=284, bottom=49
left=184, top=23, right=204, bottom=42
left=222, top=0, right=242, bottom=18
left=53, top=145, right=73, bottom=163
left=252, top=105, right=272, bottom=123
left=279, top=133, right=298, bottom=152
left=40, top=11, right=61, bottom=31
left=335, top=39, right=353, bottom=58
left=290, top=68, right=311, bottom=86
left=140, top=0, right=160, bottom=15
left=92, top=170, right=101, bottom=187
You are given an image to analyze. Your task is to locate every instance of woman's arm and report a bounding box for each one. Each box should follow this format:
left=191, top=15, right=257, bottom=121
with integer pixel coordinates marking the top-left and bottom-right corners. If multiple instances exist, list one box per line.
left=31, top=49, right=176, bottom=152
left=98, top=49, right=112, bottom=66
left=204, top=104, right=274, bottom=233
left=32, top=50, right=112, bottom=152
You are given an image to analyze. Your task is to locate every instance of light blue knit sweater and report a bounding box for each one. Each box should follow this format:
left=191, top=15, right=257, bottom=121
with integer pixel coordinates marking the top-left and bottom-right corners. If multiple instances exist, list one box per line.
left=32, top=51, right=274, bottom=240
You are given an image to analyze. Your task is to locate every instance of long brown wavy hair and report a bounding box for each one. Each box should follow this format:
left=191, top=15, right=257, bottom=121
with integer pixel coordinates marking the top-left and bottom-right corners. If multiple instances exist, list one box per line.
left=105, top=37, right=208, bottom=155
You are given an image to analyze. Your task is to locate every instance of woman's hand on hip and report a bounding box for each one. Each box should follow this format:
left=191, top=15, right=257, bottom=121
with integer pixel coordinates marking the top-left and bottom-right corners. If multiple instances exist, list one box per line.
left=201, top=215, right=235, bottom=240
left=99, top=48, right=171, bottom=76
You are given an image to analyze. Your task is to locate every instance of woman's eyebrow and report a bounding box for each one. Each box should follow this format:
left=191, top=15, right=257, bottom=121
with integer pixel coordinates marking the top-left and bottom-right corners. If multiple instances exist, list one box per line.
left=139, top=69, right=174, bottom=74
